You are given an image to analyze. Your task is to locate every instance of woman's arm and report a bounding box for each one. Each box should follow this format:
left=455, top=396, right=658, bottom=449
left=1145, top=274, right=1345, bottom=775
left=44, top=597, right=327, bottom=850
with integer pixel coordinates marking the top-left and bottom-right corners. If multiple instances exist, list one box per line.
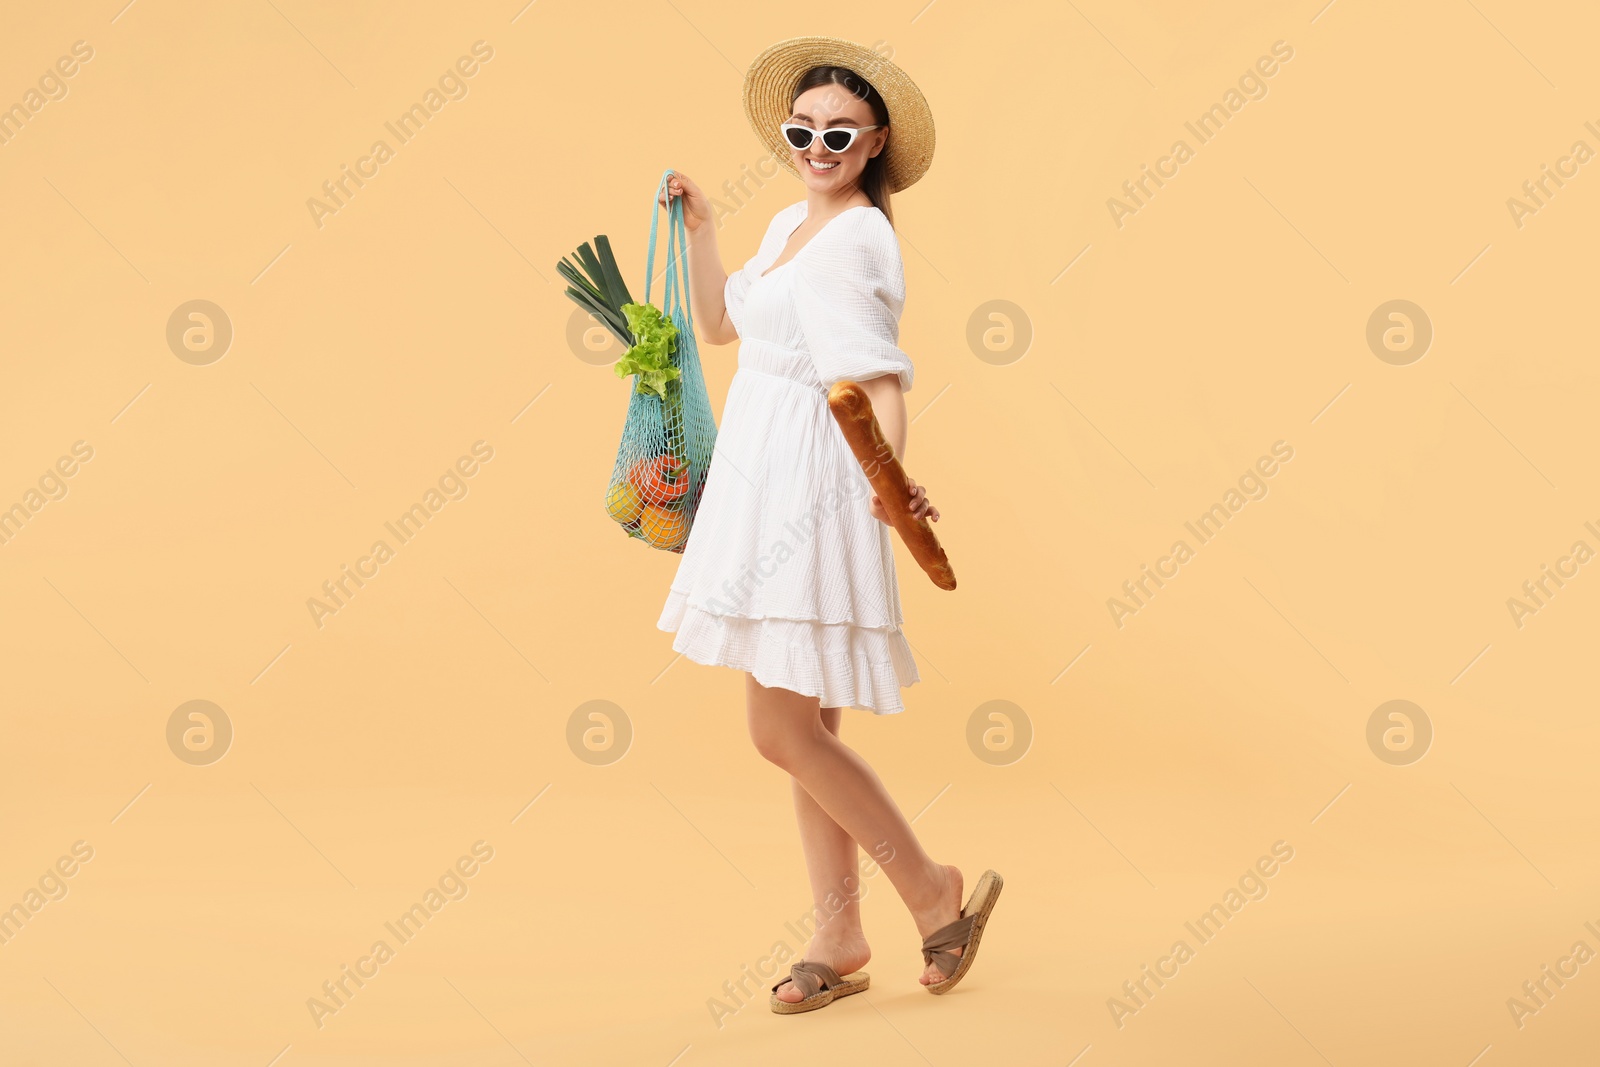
left=857, top=374, right=908, bottom=462
left=857, top=374, right=939, bottom=525
left=662, top=171, right=737, bottom=346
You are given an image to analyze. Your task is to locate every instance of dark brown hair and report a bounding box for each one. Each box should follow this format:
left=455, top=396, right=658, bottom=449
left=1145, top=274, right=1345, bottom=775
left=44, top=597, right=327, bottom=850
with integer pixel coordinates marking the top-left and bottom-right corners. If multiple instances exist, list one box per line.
left=790, top=66, right=893, bottom=226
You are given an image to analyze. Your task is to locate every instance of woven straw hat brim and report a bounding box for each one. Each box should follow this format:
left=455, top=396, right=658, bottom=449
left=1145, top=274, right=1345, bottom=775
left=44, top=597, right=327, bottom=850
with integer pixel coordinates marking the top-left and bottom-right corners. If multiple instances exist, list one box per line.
left=742, top=36, right=934, bottom=194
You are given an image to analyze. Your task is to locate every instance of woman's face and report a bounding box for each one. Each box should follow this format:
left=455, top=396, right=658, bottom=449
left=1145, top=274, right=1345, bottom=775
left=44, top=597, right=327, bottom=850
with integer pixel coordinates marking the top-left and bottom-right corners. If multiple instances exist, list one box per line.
left=786, top=82, right=887, bottom=193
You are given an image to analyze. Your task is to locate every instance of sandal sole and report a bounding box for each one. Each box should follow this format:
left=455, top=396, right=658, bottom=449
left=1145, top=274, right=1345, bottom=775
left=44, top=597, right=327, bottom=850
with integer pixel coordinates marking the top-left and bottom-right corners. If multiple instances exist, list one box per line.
left=770, top=972, right=870, bottom=1014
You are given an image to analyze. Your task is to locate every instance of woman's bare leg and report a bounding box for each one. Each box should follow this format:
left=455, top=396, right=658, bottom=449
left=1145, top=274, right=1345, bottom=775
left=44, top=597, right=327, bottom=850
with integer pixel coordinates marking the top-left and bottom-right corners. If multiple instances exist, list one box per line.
left=773, top=703, right=874, bottom=1003
left=747, top=672, right=967, bottom=989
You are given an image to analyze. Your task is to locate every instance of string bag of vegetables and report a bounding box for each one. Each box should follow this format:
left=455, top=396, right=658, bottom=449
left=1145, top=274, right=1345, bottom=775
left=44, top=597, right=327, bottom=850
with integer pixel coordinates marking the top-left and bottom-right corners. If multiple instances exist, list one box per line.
left=559, top=168, right=717, bottom=552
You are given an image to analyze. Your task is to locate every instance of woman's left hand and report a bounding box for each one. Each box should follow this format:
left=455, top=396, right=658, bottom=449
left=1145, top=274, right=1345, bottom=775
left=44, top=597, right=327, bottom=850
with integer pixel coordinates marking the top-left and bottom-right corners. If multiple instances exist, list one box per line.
left=869, top=477, right=939, bottom=527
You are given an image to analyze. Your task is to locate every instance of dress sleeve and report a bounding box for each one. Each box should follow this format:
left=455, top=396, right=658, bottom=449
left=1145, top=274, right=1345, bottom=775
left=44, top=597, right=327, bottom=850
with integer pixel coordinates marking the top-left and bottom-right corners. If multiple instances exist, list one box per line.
left=724, top=266, right=752, bottom=337
left=792, top=214, right=915, bottom=394
left=725, top=201, right=804, bottom=339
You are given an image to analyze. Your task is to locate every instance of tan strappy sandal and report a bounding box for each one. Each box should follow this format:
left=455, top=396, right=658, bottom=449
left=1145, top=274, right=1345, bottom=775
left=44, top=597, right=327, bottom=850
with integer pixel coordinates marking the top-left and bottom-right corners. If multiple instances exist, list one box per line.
left=921, top=868, right=1003, bottom=995
left=769, top=959, right=870, bottom=1014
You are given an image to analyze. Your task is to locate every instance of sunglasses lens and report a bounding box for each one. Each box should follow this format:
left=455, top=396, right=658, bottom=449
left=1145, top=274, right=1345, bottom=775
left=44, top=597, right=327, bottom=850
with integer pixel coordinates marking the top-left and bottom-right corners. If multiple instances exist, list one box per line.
left=822, top=129, right=854, bottom=152
left=783, top=127, right=814, bottom=150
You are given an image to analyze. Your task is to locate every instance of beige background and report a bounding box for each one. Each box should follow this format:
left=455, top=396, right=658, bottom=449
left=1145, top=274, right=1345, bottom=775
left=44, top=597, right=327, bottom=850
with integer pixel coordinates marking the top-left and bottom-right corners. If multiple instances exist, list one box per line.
left=2, top=0, right=1597, bottom=1064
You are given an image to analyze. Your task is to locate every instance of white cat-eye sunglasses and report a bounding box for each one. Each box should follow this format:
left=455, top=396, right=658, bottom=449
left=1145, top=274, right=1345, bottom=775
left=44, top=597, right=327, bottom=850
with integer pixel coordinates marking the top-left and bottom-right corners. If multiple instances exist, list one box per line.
left=780, top=122, right=883, bottom=153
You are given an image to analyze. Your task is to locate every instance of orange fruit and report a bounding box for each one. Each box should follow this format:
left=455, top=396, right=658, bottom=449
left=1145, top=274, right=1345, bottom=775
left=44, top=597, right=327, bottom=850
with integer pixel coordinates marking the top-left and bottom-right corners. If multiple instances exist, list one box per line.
left=639, top=504, right=689, bottom=549
left=606, top=481, right=643, bottom=526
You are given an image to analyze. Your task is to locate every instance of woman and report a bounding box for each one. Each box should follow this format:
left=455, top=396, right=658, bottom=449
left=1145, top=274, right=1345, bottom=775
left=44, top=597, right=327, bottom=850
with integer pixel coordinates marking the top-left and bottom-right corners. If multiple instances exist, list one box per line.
left=655, top=36, right=1002, bottom=1014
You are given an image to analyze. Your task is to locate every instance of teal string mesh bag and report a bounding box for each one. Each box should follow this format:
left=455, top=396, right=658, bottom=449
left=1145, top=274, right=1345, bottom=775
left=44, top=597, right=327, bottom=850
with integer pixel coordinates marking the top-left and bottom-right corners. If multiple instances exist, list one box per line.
left=603, top=168, right=718, bottom=553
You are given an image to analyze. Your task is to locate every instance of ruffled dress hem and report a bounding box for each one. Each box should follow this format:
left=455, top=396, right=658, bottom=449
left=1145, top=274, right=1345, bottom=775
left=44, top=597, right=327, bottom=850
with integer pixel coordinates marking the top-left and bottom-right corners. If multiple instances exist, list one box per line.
left=657, top=587, right=918, bottom=715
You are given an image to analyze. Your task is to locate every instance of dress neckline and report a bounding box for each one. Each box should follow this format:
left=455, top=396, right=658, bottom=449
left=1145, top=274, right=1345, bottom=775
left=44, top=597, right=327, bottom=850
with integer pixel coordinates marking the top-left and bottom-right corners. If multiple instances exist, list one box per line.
left=757, top=202, right=875, bottom=279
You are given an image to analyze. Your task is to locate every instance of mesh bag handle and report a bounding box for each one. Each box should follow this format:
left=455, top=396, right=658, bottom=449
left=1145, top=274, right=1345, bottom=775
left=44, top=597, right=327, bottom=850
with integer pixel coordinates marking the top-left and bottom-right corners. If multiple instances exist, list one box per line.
left=645, top=169, right=696, bottom=339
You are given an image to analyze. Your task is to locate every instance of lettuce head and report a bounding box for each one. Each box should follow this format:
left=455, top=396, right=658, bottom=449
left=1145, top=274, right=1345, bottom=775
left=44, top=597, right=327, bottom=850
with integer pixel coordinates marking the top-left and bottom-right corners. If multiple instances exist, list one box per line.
left=614, top=301, right=681, bottom=400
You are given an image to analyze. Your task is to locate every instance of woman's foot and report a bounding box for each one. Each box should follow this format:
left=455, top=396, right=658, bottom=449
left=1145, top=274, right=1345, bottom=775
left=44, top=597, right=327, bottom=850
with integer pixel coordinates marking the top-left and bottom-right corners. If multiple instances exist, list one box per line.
left=910, top=863, right=964, bottom=987
left=773, top=931, right=872, bottom=1004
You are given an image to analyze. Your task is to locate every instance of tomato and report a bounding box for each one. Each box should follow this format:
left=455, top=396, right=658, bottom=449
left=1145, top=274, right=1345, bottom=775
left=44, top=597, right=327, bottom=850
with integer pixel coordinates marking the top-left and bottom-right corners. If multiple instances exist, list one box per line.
left=628, top=454, right=689, bottom=505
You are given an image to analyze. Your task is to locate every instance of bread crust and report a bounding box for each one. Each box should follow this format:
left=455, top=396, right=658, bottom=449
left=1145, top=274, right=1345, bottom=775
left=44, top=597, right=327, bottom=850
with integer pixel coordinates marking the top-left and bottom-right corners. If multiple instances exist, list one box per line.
left=827, top=381, right=956, bottom=591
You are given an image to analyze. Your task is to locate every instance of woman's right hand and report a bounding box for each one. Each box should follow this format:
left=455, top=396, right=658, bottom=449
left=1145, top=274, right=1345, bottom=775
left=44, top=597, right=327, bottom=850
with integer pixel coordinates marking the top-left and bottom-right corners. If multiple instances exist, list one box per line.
left=660, top=170, right=712, bottom=233
left=869, top=477, right=939, bottom=528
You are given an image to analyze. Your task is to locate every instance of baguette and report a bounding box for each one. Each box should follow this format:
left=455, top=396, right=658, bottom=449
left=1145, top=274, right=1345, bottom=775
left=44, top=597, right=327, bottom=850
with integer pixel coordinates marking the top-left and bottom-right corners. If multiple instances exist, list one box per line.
left=827, top=380, right=956, bottom=591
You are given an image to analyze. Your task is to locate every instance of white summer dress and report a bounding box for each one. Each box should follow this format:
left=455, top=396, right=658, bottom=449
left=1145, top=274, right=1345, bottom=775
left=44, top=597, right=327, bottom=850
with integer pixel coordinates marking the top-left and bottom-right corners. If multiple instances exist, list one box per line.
left=655, top=198, right=920, bottom=714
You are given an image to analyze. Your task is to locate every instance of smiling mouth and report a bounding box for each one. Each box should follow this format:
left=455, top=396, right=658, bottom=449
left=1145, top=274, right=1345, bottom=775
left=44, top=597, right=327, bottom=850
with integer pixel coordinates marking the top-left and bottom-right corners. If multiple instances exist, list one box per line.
left=806, top=159, right=840, bottom=171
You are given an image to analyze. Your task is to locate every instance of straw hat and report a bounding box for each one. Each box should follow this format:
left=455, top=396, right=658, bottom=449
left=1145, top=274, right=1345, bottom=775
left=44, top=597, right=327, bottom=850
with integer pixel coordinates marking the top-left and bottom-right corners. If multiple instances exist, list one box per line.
left=742, top=36, right=935, bottom=193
